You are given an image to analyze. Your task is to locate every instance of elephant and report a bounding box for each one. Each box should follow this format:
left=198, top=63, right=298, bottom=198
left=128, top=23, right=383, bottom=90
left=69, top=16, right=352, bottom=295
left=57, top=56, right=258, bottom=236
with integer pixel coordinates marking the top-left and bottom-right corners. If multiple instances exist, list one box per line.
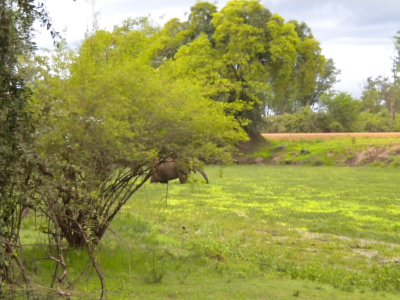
left=150, top=159, right=209, bottom=184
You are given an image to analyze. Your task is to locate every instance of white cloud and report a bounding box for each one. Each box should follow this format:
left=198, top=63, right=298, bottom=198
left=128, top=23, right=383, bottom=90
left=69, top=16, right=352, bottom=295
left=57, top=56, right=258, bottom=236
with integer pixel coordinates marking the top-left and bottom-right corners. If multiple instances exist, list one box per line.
left=263, top=0, right=400, bottom=97
left=322, top=43, right=394, bottom=96
left=36, top=0, right=400, bottom=98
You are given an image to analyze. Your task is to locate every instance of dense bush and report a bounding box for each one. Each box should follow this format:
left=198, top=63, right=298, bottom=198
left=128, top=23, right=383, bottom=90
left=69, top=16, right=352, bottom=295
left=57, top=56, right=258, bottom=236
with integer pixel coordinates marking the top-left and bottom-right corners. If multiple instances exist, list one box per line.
left=263, top=108, right=327, bottom=133
left=354, top=112, right=392, bottom=132
left=263, top=109, right=400, bottom=133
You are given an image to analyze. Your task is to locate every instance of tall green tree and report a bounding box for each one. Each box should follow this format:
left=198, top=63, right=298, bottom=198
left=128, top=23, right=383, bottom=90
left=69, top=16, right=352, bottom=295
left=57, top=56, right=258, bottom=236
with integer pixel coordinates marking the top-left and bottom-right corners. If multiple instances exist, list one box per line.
left=211, top=0, right=272, bottom=136
left=147, top=0, right=335, bottom=137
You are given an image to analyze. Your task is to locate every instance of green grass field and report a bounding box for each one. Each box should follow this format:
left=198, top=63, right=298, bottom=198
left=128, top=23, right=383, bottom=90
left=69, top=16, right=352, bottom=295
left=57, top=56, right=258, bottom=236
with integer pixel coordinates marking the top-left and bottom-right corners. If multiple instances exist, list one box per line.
left=21, top=165, right=400, bottom=299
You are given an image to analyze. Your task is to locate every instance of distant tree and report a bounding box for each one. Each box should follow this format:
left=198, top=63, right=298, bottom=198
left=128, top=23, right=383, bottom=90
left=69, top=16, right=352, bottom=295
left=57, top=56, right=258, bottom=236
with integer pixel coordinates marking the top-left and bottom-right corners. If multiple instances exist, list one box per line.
left=320, top=93, right=361, bottom=132
left=392, top=31, right=400, bottom=82
left=360, top=31, right=400, bottom=122
left=361, top=76, right=389, bottom=113
left=361, top=76, right=400, bottom=121
left=389, top=31, right=400, bottom=120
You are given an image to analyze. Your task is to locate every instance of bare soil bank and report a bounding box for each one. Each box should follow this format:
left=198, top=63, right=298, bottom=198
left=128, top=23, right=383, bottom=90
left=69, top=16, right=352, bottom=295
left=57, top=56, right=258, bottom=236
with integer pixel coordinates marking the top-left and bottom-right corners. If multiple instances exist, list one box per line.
left=238, top=133, right=400, bottom=166
left=262, top=132, right=400, bottom=141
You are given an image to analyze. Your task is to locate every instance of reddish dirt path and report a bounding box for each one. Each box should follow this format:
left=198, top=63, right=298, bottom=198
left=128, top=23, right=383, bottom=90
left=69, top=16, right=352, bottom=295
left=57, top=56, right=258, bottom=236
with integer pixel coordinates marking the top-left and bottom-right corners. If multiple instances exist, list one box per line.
left=262, top=132, right=400, bottom=140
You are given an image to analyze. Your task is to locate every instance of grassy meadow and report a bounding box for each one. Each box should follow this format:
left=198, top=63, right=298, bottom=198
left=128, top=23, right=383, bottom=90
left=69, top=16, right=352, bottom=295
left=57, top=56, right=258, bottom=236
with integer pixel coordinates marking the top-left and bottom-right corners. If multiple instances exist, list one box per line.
left=21, top=164, right=400, bottom=299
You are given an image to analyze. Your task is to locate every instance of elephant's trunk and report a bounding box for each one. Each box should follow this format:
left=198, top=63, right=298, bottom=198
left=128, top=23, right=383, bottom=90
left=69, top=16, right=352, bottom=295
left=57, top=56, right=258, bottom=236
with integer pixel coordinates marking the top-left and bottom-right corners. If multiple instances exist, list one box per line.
left=197, top=168, right=209, bottom=184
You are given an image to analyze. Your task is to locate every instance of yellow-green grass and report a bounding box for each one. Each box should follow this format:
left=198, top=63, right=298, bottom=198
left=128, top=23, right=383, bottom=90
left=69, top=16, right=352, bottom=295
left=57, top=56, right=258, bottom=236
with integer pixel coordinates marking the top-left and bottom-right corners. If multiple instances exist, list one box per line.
left=250, top=136, right=400, bottom=166
left=20, top=165, right=400, bottom=299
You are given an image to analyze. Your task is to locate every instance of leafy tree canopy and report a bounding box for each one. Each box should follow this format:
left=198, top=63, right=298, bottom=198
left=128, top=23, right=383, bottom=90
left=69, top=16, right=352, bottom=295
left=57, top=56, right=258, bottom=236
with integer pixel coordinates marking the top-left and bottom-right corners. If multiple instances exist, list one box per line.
left=142, top=0, right=336, bottom=137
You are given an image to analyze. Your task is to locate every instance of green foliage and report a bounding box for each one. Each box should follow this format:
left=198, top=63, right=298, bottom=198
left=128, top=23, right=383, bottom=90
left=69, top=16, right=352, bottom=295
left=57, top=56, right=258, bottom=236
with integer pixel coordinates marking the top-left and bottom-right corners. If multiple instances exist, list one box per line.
left=265, top=15, right=299, bottom=113
left=143, top=0, right=334, bottom=136
left=187, top=1, right=217, bottom=40
left=361, top=75, right=400, bottom=121
left=30, top=25, right=247, bottom=250
left=264, top=93, right=366, bottom=133
left=42, top=29, right=246, bottom=163
left=320, top=93, right=361, bottom=132
left=355, top=112, right=393, bottom=132
left=0, top=0, right=57, bottom=288
left=263, top=107, right=327, bottom=133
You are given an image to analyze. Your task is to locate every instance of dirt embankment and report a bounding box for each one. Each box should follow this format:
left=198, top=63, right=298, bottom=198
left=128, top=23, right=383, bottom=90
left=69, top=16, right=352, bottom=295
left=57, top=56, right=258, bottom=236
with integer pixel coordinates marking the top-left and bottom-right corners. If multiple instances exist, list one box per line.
left=262, top=132, right=400, bottom=141
left=351, top=146, right=400, bottom=166
left=239, top=132, right=400, bottom=166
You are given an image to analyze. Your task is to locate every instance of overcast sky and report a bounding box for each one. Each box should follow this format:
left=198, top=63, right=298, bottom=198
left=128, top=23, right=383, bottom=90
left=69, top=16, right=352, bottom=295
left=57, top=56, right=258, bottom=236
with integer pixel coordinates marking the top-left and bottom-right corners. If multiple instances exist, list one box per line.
left=36, top=0, right=400, bottom=98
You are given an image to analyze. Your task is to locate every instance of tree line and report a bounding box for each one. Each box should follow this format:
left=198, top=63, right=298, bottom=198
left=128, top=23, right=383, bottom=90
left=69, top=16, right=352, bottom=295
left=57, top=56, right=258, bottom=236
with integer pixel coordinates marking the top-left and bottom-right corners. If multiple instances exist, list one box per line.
left=264, top=33, right=400, bottom=133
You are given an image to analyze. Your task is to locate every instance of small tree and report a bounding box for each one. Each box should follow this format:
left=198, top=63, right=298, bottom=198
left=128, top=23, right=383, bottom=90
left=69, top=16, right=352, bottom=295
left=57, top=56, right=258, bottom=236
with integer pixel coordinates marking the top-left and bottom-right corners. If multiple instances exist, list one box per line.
left=32, top=29, right=247, bottom=249
left=143, top=0, right=334, bottom=138
left=320, top=93, right=361, bottom=132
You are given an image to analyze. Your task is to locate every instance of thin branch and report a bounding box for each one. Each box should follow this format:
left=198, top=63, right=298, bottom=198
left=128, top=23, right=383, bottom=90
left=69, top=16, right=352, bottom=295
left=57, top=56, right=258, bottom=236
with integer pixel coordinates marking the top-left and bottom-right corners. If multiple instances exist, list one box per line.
left=76, top=224, right=106, bottom=300
left=88, top=245, right=105, bottom=300
left=98, top=172, right=152, bottom=238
